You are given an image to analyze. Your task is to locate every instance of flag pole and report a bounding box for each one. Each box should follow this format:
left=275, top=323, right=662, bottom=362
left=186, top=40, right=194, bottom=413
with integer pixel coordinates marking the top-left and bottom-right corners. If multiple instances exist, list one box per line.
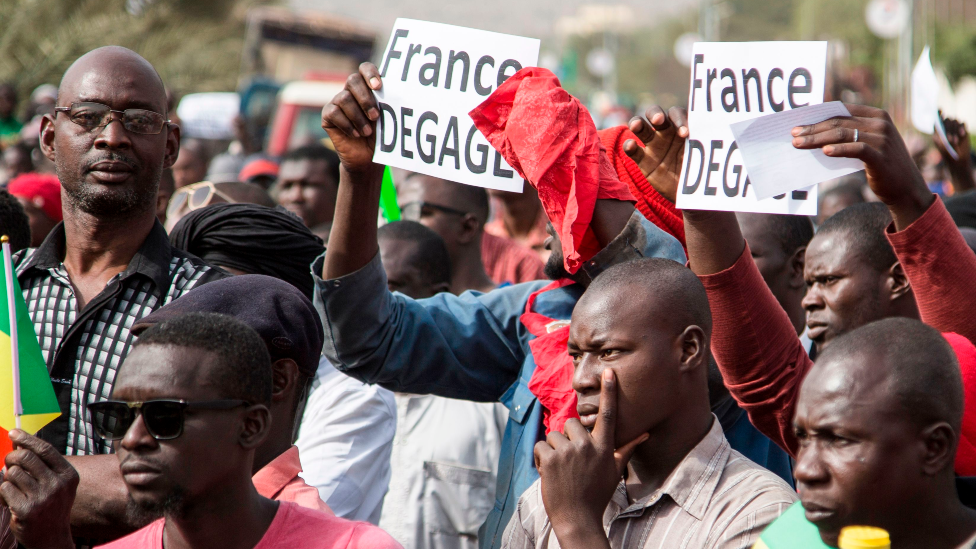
left=1, top=236, right=22, bottom=430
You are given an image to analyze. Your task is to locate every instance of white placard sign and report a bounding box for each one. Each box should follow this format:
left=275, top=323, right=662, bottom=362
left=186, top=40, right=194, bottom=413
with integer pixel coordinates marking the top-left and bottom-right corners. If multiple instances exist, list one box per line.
left=676, top=42, right=827, bottom=215
left=372, top=19, right=540, bottom=192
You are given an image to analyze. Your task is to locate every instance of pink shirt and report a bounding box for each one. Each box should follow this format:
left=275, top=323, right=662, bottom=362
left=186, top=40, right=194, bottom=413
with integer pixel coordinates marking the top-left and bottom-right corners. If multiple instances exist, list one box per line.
left=481, top=233, right=546, bottom=285
left=96, top=501, right=402, bottom=549
left=253, top=446, right=333, bottom=515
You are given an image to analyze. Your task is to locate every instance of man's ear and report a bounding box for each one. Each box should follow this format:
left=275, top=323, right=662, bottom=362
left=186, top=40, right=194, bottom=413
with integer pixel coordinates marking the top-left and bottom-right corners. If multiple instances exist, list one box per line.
left=678, top=325, right=707, bottom=373
left=270, top=358, right=301, bottom=403
left=163, top=123, right=180, bottom=170
left=239, top=404, right=271, bottom=450
left=919, top=422, right=957, bottom=476
left=788, top=246, right=807, bottom=290
left=887, top=261, right=912, bottom=301
left=457, top=213, right=481, bottom=244
left=39, top=114, right=57, bottom=162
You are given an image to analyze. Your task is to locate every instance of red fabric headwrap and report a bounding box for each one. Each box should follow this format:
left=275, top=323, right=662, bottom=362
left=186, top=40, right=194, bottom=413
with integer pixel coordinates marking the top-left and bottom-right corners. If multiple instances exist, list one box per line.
left=7, top=172, right=63, bottom=222
left=469, top=68, right=634, bottom=275
left=597, top=126, right=685, bottom=246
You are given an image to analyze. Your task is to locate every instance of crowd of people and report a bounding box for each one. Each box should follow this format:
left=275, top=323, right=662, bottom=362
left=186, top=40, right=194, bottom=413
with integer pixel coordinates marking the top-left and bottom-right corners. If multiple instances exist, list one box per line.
left=0, top=41, right=974, bottom=549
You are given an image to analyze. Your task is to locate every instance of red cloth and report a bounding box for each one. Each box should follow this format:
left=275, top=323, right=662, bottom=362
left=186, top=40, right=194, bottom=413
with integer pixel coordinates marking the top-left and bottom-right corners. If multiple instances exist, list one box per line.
left=481, top=232, right=546, bottom=285
left=96, top=501, right=400, bottom=549
left=521, top=280, right=578, bottom=434
left=597, top=126, right=685, bottom=246
left=699, top=197, right=976, bottom=475
left=7, top=172, right=62, bottom=221
left=239, top=158, right=279, bottom=182
left=470, top=68, right=634, bottom=275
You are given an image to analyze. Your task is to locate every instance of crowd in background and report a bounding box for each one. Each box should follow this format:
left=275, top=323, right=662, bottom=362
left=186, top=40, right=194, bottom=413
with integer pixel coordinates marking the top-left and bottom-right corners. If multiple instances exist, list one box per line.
left=0, top=42, right=974, bottom=549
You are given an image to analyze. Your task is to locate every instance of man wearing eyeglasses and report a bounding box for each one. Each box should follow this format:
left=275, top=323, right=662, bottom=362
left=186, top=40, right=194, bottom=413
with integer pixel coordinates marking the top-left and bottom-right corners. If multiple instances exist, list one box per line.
left=10, top=46, right=224, bottom=538
left=0, top=312, right=401, bottom=549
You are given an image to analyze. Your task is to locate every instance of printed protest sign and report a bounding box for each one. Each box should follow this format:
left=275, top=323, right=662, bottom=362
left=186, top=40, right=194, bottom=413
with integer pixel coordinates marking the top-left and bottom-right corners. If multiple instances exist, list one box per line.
left=373, top=19, right=540, bottom=192
left=676, top=42, right=827, bottom=215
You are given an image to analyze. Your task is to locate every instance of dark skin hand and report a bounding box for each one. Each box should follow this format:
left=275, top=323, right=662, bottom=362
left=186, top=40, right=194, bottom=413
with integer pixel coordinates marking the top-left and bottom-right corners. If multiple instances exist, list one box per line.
left=534, top=369, right=648, bottom=549
left=620, top=103, right=940, bottom=277
left=0, top=430, right=78, bottom=549
left=791, top=104, right=933, bottom=231
left=623, top=106, right=690, bottom=204
left=321, top=62, right=637, bottom=282
left=932, top=114, right=975, bottom=193
left=320, top=63, right=385, bottom=281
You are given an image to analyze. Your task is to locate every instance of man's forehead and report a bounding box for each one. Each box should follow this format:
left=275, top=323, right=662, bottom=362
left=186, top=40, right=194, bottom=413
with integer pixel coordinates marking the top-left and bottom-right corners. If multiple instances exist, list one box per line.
left=805, top=232, right=857, bottom=272
left=799, top=355, right=894, bottom=417
left=114, top=344, right=213, bottom=397
left=573, top=286, right=656, bottom=337
left=279, top=157, right=327, bottom=178
left=59, top=49, right=165, bottom=111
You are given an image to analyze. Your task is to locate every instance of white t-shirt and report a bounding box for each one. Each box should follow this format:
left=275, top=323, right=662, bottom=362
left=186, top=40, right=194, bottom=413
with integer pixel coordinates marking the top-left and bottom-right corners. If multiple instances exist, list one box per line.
left=296, top=357, right=398, bottom=525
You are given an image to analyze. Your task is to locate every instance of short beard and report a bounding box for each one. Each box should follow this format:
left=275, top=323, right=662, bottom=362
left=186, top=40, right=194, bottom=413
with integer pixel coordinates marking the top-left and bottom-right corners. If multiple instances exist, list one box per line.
left=60, top=153, right=158, bottom=218
left=544, top=252, right=572, bottom=281
left=65, top=182, right=156, bottom=217
left=129, top=485, right=188, bottom=521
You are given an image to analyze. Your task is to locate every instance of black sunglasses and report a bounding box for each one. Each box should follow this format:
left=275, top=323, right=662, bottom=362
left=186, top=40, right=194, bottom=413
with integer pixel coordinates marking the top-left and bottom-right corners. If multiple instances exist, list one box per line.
left=400, top=200, right=469, bottom=221
left=87, top=399, right=248, bottom=441
left=55, top=102, right=169, bottom=135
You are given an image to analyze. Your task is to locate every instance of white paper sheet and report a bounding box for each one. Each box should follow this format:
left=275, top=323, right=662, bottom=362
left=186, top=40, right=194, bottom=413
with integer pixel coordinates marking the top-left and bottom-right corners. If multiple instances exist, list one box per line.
left=729, top=102, right=865, bottom=201
left=911, top=46, right=938, bottom=135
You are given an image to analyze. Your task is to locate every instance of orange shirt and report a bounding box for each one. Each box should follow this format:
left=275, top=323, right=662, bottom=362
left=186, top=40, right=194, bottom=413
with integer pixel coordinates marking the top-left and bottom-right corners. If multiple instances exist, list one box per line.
left=253, top=446, right=333, bottom=515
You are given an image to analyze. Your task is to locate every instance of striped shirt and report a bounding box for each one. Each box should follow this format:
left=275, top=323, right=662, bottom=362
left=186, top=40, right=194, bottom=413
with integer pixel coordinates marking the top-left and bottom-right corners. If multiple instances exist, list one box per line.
left=14, top=222, right=223, bottom=455
left=502, top=418, right=797, bottom=549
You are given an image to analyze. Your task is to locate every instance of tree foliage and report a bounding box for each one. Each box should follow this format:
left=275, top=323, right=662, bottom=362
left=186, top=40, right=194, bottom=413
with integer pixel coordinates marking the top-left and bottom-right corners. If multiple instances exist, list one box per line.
left=0, top=0, right=269, bottom=99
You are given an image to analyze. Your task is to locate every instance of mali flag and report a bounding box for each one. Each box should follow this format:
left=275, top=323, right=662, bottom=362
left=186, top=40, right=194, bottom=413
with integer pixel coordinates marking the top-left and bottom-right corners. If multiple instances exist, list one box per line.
left=752, top=501, right=831, bottom=549
left=0, top=247, right=60, bottom=459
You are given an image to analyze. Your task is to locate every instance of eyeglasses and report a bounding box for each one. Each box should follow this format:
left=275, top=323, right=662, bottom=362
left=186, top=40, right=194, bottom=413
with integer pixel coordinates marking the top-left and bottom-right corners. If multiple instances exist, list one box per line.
left=87, top=399, right=249, bottom=441
left=167, top=181, right=237, bottom=218
left=54, top=102, right=169, bottom=135
left=399, top=201, right=468, bottom=221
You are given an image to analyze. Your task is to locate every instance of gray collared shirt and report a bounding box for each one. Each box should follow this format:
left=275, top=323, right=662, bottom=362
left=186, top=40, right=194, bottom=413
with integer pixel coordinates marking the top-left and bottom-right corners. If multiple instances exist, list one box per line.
left=501, top=417, right=797, bottom=549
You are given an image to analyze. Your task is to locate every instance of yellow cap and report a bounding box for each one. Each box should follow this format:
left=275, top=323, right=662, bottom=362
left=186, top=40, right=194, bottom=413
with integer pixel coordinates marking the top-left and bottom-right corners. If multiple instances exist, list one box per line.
left=838, top=526, right=891, bottom=548
left=0, top=235, right=7, bottom=243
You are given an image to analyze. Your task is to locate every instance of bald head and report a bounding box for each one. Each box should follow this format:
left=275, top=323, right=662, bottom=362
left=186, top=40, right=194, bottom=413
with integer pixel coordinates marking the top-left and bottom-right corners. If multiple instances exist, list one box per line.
left=793, top=318, right=965, bottom=545
left=44, top=46, right=178, bottom=221
left=59, top=46, right=167, bottom=115
left=585, top=257, right=712, bottom=338
left=809, top=318, right=962, bottom=431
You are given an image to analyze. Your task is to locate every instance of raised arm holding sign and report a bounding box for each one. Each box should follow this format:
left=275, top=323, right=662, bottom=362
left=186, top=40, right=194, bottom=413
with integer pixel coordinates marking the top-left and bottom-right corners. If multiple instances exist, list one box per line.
left=677, top=41, right=828, bottom=215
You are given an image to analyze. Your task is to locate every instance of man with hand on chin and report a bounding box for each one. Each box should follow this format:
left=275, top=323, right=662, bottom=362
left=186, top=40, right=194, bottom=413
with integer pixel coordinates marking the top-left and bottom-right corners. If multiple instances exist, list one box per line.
left=502, top=258, right=796, bottom=549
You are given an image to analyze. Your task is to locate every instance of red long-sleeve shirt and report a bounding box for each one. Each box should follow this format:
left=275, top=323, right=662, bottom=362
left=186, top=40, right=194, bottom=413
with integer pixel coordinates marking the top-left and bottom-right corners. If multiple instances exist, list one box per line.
left=699, top=197, right=976, bottom=470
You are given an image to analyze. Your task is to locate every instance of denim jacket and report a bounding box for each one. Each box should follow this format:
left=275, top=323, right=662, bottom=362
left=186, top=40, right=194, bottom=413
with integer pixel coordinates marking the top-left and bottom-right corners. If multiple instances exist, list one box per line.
left=312, top=211, right=686, bottom=548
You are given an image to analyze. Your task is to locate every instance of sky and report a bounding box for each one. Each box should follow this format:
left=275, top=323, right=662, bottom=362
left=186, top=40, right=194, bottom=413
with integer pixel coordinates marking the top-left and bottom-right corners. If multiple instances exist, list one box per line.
left=288, top=0, right=698, bottom=39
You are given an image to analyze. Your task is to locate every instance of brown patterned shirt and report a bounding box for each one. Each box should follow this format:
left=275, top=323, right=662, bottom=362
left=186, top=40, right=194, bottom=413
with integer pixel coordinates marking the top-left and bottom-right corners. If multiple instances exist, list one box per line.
left=502, top=417, right=797, bottom=549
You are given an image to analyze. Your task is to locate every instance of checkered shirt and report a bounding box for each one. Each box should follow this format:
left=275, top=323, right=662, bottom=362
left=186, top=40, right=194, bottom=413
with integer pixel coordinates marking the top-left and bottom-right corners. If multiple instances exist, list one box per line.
left=14, top=222, right=224, bottom=455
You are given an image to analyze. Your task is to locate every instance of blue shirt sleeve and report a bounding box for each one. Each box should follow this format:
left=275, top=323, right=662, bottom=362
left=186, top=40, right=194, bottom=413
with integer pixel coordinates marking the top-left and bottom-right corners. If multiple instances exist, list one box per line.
left=313, top=252, right=548, bottom=402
